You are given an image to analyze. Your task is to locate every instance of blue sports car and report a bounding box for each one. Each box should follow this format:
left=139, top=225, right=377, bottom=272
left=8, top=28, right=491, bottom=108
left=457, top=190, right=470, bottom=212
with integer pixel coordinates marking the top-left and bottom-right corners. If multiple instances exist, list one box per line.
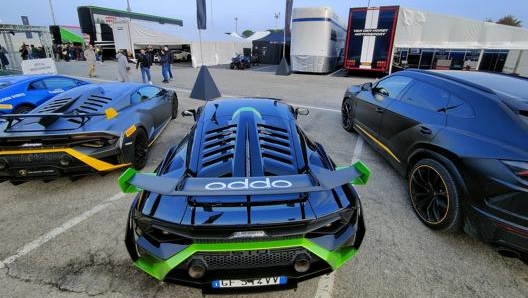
left=0, top=74, right=89, bottom=114
left=0, top=82, right=178, bottom=184
left=119, top=98, right=369, bottom=293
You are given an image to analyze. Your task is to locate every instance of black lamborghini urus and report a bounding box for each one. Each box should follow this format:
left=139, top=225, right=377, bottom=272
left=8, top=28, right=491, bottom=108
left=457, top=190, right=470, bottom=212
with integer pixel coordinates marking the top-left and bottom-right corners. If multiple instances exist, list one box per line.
left=341, top=70, right=528, bottom=262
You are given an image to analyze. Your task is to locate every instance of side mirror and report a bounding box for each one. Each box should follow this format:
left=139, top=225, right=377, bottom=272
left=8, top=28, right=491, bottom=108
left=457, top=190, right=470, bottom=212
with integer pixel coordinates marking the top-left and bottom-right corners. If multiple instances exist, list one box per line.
left=295, top=107, right=309, bottom=117
left=360, top=82, right=372, bottom=91
left=181, top=109, right=196, bottom=117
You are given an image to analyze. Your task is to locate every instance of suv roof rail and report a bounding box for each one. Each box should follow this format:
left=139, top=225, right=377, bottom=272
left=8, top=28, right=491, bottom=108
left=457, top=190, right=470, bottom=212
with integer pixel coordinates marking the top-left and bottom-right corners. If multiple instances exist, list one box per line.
left=403, top=69, right=496, bottom=95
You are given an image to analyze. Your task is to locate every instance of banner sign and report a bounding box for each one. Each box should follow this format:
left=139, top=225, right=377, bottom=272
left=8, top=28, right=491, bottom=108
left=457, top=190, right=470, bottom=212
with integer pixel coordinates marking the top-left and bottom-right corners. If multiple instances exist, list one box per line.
left=21, top=58, right=58, bottom=75
left=196, top=0, right=207, bottom=30
left=344, top=6, right=399, bottom=72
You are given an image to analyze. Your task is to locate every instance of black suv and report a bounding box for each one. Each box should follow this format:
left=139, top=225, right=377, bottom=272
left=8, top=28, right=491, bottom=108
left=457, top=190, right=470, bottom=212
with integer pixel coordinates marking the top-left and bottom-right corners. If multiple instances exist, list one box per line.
left=341, top=70, right=528, bottom=261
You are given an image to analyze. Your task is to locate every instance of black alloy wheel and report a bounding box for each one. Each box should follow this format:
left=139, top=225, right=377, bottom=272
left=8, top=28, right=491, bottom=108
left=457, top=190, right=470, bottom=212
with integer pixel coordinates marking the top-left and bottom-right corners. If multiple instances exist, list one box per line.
left=341, top=98, right=356, bottom=132
left=13, top=105, right=34, bottom=114
left=171, top=92, right=179, bottom=119
left=409, top=159, right=462, bottom=232
left=132, top=129, right=148, bottom=170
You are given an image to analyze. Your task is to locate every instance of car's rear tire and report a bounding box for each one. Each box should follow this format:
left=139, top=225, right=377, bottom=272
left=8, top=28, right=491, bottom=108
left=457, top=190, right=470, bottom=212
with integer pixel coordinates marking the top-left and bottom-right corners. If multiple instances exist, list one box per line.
left=13, top=105, right=34, bottom=114
left=131, top=129, right=148, bottom=170
left=171, top=92, right=179, bottom=119
left=408, top=159, right=462, bottom=232
left=341, top=98, right=356, bottom=132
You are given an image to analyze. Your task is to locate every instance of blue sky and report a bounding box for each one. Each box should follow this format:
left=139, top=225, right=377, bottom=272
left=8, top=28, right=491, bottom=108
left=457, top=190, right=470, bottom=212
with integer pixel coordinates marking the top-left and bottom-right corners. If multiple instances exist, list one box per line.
left=0, top=0, right=526, bottom=35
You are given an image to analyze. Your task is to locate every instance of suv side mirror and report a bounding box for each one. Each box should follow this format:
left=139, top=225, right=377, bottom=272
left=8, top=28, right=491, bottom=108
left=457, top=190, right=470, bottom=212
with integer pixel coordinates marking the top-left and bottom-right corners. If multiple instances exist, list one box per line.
left=360, top=82, right=372, bottom=91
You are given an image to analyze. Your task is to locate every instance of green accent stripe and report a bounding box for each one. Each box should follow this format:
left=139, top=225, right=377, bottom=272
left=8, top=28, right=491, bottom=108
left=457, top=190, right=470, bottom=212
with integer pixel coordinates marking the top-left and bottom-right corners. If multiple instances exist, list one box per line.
left=134, top=238, right=358, bottom=280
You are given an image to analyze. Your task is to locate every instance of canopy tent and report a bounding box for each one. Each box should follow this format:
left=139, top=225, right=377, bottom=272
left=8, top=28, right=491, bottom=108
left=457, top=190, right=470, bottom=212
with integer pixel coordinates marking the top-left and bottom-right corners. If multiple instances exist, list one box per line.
left=252, top=31, right=290, bottom=64
left=112, top=21, right=189, bottom=49
left=188, top=30, right=251, bottom=67
left=59, top=26, right=84, bottom=44
left=395, top=8, right=528, bottom=50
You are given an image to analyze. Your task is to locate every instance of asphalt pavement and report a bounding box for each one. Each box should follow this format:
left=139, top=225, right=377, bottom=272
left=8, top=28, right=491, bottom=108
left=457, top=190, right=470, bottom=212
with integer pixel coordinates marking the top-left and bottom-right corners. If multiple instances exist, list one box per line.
left=0, top=59, right=526, bottom=298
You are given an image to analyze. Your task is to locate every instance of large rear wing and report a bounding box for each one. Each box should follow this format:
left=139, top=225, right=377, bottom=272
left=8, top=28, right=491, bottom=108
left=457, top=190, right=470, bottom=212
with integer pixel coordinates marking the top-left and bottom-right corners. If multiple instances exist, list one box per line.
left=118, top=161, right=370, bottom=196
left=0, top=108, right=118, bottom=132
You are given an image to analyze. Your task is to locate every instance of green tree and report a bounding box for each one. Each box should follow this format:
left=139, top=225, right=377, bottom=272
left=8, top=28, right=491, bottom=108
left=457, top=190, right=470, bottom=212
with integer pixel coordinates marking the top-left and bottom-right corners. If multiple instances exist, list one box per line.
left=242, top=30, right=254, bottom=38
left=496, top=15, right=522, bottom=27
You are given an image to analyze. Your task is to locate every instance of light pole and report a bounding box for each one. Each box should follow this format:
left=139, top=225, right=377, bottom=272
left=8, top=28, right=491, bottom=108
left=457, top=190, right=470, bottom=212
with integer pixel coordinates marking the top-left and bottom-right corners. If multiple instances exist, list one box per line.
left=48, top=0, right=57, bottom=25
left=126, top=0, right=131, bottom=12
left=234, top=17, right=238, bottom=34
left=274, top=12, right=280, bottom=30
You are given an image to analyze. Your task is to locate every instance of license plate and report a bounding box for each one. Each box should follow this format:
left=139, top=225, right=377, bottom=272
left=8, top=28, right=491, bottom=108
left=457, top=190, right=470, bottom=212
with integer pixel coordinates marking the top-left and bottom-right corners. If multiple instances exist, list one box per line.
left=212, top=276, right=287, bottom=288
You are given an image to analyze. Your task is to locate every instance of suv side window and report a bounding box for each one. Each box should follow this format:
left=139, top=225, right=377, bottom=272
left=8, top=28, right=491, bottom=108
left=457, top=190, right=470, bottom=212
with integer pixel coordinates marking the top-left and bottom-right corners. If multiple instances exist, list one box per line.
left=373, top=75, right=413, bottom=98
left=400, top=81, right=450, bottom=112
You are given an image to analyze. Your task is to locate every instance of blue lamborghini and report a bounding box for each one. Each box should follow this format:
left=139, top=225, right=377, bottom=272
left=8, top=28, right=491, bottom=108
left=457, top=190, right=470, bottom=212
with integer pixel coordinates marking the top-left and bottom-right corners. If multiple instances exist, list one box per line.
left=119, top=98, right=370, bottom=293
left=0, top=74, right=89, bottom=114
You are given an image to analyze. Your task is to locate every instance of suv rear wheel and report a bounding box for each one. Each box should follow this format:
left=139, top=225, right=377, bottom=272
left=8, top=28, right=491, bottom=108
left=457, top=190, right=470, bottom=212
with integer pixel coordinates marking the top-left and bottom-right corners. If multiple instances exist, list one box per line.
left=409, top=158, right=462, bottom=232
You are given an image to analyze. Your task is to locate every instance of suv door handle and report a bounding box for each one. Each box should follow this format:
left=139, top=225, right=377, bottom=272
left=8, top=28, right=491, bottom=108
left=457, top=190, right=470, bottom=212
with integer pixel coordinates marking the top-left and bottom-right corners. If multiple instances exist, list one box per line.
left=420, top=126, right=432, bottom=135
left=376, top=107, right=384, bottom=113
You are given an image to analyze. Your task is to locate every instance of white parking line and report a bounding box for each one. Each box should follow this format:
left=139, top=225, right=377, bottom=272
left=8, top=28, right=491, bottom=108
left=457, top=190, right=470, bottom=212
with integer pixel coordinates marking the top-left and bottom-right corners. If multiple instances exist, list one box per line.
left=315, top=272, right=336, bottom=298
left=0, top=193, right=126, bottom=269
left=351, top=137, right=364, bottom=163
left=327, top=68, right=345, bottom=77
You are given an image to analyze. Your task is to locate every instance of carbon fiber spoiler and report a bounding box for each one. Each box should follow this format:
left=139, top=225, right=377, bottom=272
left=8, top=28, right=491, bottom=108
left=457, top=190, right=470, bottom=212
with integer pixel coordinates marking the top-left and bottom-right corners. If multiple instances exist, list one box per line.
left=118, top=161, right=370, bottom=196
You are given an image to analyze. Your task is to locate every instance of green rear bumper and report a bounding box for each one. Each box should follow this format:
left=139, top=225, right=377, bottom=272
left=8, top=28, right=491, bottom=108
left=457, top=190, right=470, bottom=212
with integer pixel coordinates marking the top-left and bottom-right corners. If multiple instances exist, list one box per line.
left=135, top=238, right=358, bottom=280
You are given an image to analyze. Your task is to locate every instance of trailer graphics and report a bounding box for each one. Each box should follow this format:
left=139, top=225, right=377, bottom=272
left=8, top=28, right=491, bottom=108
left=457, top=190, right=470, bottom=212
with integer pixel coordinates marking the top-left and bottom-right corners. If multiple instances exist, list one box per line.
left=344, top=6, right=399, bottom=72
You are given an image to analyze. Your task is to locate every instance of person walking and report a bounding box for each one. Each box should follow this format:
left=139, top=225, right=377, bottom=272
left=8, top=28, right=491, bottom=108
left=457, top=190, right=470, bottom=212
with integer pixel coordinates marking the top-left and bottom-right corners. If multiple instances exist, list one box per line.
left=0, top=44, right=9, bottom=69
left=84, top=44, right=97, bottom=77
left=159, top=46, right=171, bottom=83
left=136, top=48, right=152, bottom=84
left=116, top=49, right=130, bottom=82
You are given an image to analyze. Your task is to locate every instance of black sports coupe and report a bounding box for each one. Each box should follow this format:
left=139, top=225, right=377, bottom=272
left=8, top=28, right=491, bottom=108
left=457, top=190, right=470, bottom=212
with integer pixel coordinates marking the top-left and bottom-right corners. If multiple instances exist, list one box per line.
left=119, top=98, right=370, bottom=293
left=341, top=69, right=528, bottom=261
left=0, top=82, right=178, bottom=183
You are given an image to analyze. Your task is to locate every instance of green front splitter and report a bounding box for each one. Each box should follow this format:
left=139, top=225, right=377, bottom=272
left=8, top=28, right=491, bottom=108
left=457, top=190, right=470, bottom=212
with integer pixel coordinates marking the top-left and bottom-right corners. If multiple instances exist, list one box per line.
left=135, top=238, right=358, bottom=280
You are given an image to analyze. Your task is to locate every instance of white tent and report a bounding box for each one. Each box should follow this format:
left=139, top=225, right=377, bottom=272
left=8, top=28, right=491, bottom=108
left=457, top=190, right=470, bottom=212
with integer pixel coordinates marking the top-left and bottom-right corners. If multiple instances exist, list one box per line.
left=112, top=21, right=251, bottom=67
left=112, top=21, right=189, bottom=52
left=187, top=29, right=251, bottom=67
left=395, top=8, right=528, bottom=50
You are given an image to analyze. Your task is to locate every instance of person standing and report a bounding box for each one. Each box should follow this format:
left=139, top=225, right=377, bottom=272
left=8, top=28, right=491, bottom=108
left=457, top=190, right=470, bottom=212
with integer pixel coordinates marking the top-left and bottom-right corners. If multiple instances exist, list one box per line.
left=84, top=44, right=97, bottom=77
left=19, top=43, right=29, bottom=60
left=95, top=46, right=103, bottom=64
left=136, top=48, right=152, bottom=84
left=159, top=46, right=171, bottom=83
left=0, top=44, right=9, bottom=69
left=116, top=49, right=130, bottom=82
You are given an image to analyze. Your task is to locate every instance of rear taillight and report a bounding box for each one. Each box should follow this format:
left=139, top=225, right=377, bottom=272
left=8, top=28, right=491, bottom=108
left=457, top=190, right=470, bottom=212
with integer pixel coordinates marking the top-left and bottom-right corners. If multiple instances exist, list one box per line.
left=502, top=160, right=528, bottom=181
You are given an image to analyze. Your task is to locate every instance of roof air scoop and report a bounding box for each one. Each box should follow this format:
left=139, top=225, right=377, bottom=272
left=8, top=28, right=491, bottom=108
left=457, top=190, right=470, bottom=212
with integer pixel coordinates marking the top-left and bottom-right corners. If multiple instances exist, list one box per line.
left=231, top=107, right=262, bottom=121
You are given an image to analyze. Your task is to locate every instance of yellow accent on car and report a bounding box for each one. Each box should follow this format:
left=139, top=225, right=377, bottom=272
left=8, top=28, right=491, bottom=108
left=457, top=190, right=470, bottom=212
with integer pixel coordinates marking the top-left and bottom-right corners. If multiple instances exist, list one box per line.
left=125, top=125, right=137, bottom=137
left=0, top=148, right=130, bottom=171
left=105, top=108, right=118, bottom=120
left=355, top=124, right=401, bottom=163
left=0, top=104, right=13, bottom=110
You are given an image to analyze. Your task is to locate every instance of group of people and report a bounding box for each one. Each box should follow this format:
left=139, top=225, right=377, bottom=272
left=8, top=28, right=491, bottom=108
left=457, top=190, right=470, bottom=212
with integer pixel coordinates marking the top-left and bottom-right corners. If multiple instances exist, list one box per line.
left=19, top=43, right=46, bottom=60
left=114, top=45, right=174, bottom=84
left=52, top=43, right=103, bottom=63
